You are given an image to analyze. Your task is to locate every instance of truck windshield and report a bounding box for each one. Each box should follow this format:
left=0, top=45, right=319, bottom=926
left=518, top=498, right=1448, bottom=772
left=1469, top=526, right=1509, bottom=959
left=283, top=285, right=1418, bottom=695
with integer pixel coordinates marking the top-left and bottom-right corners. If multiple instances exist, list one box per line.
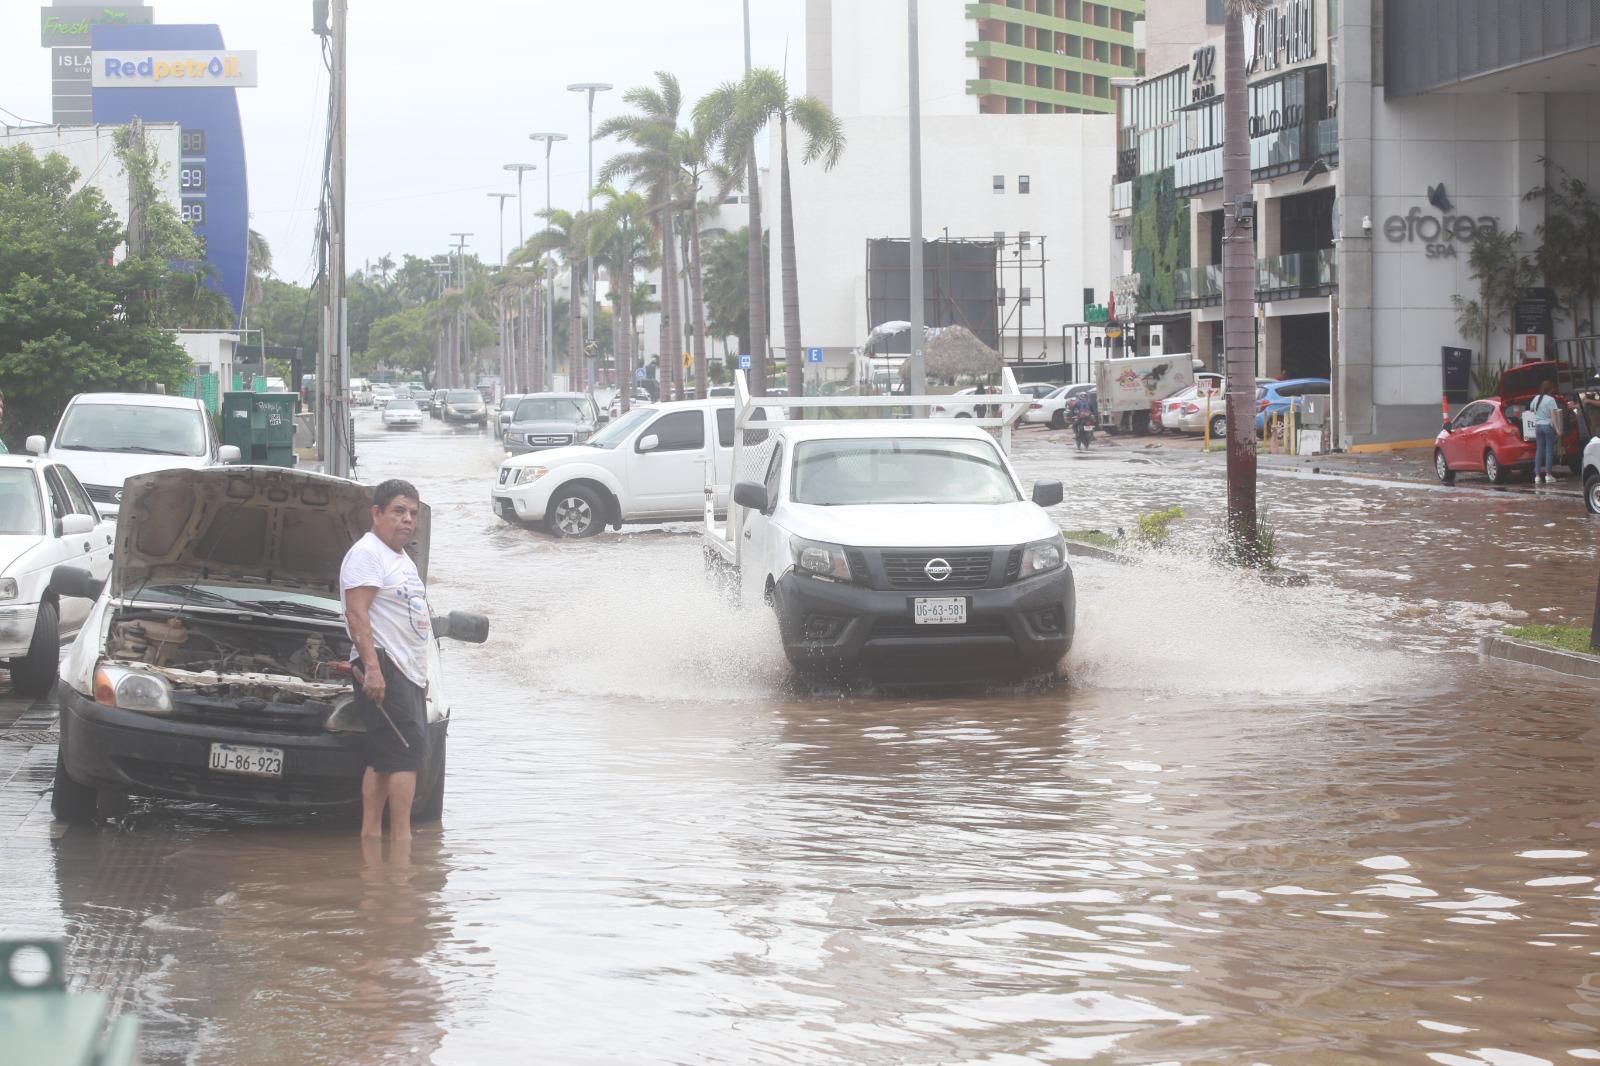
left=586, top=406, right=652, bottom=448
left=792, top=438, right=1019, bottom=506
left=446, top=391, right=480, bottom=403
left=514, top=398, right=589, bottom=423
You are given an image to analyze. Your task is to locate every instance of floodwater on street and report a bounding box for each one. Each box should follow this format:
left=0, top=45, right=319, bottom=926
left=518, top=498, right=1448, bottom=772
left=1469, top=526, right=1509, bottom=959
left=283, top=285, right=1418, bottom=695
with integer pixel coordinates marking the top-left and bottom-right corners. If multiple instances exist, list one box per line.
left=8, top=410, right=1600, bottom=1064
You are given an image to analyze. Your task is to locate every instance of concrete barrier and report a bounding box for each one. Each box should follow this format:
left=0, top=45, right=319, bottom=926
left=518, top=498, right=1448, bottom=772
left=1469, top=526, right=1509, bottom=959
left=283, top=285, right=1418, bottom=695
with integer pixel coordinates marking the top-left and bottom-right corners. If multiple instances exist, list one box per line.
left=1479, top=634, right=1600, bottom=680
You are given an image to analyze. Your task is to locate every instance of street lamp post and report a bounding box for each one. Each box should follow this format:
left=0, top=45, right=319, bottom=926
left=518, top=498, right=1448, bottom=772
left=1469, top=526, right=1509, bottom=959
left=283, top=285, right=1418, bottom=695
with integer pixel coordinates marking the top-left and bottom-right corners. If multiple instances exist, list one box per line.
left=449, top=232, right=472, bottom=387
left=906, top=0, right=927, bottom=403
left=488, top=193, right=515, bottom=395
left=529, top=132, right=567, bottom=393
left=568, top=82, right=612, bottom=392
left=502, top=163, right=538, bottom=250
left=487, top=192, right=514, bottom=267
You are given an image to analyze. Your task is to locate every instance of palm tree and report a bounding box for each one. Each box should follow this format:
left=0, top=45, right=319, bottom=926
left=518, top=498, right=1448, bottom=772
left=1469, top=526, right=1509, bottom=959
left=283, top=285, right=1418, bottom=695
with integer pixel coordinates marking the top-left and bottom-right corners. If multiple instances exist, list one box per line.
left=697, top=69, right=845, bottom=396
left=591, top=185, right=654, bottom=413
left=525, top=208, right=592, bottom=390
left=678, top=121, right=738, bottom=399
left=598, top=73, right=686, bottom=400
left=245, top=228, right=272, bottom=309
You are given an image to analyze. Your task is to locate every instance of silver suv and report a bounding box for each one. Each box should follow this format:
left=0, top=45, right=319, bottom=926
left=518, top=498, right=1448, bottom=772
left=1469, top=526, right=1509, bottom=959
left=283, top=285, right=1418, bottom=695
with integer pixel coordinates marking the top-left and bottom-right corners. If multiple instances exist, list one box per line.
left=503, top=393, right=600, bottom=456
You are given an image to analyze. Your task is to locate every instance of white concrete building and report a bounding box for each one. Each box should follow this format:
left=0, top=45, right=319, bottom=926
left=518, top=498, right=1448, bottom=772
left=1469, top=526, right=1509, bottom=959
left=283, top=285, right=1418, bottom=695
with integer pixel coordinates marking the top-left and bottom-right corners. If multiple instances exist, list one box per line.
left=0, top=122, right=182, bottom=247
left=174, top=330, right=240, bottom=388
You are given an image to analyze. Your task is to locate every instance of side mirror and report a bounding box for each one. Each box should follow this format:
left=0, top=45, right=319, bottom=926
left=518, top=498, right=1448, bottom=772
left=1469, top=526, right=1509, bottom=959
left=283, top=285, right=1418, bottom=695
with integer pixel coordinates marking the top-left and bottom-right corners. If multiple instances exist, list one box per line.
left=733, top=481, right=769, bottom=512
left=1032, top=480, right=1064, bottom=508
left=432, top=610, right=489, bottom=644
left=637, top=433, right=660, bottom=453
left=218, top=444, right=242, bottom=464
left=59, top=513, right=95, bottom=536
left=24, top=435, right=44, bottom=456
left=49, top=565, right=103, bottom=601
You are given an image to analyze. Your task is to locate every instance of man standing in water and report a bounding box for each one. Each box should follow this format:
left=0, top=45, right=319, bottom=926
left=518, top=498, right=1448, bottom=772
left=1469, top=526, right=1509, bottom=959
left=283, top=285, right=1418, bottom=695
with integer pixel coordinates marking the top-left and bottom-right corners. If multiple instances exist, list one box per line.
left=342, top=479, right=432, bottom=838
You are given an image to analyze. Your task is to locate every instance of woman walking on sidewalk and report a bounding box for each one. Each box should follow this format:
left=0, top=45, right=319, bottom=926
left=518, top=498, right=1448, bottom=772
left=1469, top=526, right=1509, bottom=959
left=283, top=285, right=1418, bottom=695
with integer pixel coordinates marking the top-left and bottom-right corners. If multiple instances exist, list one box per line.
left=1530, top=380, right=1561, bottom=485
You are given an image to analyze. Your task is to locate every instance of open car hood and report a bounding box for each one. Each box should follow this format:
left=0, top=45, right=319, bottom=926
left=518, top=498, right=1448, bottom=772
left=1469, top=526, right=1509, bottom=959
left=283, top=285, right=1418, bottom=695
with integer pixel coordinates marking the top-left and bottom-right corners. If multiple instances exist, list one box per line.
left=111, top=467, right=431, bottom=599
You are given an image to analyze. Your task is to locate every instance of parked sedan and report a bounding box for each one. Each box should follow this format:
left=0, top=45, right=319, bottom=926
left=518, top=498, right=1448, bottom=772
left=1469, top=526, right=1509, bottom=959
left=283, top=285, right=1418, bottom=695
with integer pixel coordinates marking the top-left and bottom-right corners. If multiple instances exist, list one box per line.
left=0, top=457, right=114, bottom=695
left=1434, top=395, right=1581, bottom=485
left=441, top=389, right=488, bottom=426
left=1023, top=383, right=1095, bottom=428
left=381, top=398, right=424, bottom=429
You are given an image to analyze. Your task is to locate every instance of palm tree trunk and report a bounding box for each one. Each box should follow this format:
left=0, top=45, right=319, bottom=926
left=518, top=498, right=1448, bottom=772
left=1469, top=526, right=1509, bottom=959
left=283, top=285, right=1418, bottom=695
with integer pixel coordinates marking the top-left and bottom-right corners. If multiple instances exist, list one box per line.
left=779, top=114, right=805, bottom=398
left=690, top=203, right=709, bottom=399
left=679, top=215, right=693, bottom=394
left=1222, top=1, right=1258, bottom=560
left=569, top=269, right=583, bottom=390
left=746, top=154, right=766, bottom=394
left=661, top=209, right=680, bottom=400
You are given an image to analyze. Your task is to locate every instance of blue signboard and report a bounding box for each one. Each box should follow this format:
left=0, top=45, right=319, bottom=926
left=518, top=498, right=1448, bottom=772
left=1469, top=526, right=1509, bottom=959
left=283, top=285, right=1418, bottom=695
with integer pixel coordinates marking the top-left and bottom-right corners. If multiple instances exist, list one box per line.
left=806, top=347, right=823, bottom=364
left=738, top=355, right=752, bottom=370
left=92, top=23, right=250, bottom=326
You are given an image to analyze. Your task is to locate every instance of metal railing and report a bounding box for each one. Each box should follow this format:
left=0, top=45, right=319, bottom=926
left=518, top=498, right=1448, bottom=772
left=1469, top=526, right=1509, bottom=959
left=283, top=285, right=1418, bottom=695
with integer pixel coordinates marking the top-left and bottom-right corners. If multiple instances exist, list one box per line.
left=1250, top=128, right=1304, bottom=172
left=1175, top=264, right=1223, bottom=303
left=1314, top=115, right=1339, bottom=159
left=1111, top=180, right=1132, bottom=212
left=1255, top=248, right=1337, bottom=294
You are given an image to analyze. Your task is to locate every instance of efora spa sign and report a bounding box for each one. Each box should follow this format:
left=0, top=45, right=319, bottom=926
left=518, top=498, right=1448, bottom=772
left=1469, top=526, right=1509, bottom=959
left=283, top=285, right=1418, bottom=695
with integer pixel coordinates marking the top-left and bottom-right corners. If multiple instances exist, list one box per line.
left=1383, top=206, right=1501, bottom=259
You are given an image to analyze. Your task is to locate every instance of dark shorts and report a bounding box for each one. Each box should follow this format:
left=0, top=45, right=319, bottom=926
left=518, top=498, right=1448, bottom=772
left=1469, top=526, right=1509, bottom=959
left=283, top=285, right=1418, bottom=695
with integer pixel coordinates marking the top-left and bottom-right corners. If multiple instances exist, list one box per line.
left=354, top=652, right=428, bottom=773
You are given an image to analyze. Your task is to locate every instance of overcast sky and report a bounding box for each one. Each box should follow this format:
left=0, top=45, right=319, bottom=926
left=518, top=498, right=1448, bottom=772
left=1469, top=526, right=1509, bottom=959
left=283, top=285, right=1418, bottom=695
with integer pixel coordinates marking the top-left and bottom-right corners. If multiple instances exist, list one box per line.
left=1, top=0, right=808, bottom=284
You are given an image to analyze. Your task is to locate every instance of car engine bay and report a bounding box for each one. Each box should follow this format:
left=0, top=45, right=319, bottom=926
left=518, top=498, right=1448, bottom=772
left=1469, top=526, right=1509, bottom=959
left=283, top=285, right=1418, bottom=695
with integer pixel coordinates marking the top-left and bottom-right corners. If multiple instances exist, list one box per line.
left=105, top=610, right=355, bottom=702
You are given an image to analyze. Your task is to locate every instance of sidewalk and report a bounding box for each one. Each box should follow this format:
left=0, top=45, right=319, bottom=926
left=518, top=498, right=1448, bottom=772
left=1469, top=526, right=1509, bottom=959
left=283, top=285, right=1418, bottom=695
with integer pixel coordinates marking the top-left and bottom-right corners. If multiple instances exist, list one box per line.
left=0, top=684, right=61, bottom=848
left=1019, top=424, right=1585, bottom=498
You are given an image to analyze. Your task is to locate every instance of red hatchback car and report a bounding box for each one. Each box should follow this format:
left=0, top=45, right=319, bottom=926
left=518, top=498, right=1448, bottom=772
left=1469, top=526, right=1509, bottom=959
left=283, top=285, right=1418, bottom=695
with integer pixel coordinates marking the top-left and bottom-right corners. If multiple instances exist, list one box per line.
left=1433, top=362, right=1582, bottom=484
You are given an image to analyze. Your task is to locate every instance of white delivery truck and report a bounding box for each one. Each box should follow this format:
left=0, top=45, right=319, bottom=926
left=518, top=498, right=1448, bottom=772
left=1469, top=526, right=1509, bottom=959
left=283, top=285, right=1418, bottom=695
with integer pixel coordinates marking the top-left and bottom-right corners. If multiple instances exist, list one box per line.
left=1094, top=353, right=1196, bottom=435
left=702, top=371, right=1074, bottom=684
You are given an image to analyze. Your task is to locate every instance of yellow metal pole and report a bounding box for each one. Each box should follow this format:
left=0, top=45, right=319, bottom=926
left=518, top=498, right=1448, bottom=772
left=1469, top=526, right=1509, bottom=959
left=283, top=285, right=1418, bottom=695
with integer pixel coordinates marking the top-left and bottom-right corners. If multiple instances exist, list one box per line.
left=1204, top=389, right=1212, bottom=453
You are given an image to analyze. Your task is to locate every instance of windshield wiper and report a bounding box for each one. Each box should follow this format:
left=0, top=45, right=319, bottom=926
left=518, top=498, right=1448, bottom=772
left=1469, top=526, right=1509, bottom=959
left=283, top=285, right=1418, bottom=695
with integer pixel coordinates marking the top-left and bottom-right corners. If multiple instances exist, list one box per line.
left=243, top=599, right=344, bottom=619
left=97, top=446, right=195, bottom=455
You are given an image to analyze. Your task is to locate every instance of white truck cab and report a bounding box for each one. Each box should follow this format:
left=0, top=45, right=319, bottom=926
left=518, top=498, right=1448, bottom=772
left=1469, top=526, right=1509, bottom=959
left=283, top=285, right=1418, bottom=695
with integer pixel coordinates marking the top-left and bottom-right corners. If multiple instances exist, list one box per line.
left=703, top=372, right=1073, bottom=683
left=491, top=398, right=778, bottom=537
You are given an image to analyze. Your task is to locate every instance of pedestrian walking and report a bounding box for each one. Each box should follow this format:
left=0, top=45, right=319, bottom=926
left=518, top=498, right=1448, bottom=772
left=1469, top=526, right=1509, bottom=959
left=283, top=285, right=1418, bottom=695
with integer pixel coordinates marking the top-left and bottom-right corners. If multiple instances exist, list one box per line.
left=1530, top=380, right=1561, bottom=485
left=341, top=479, right=433, bottom=839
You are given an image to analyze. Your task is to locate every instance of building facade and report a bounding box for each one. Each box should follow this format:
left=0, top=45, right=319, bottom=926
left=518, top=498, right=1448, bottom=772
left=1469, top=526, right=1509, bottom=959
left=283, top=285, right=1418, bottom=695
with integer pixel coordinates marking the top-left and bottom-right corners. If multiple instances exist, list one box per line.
left=1112, top=0, right=1600, bottom=446
left=0, top=122, right=181, bottom=234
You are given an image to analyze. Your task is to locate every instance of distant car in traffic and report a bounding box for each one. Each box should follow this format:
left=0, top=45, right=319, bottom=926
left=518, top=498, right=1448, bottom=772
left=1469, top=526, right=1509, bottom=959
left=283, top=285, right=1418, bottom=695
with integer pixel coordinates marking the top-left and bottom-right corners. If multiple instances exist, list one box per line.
left=496, top=394, right=524, bottom=440
left=441, top=389, right=488, bottom=426
left=381, top=398, right=424, bottom=429
left=429, top=388, right=448, bottom=419
left=608, top=387, right=654, bottom=421
left=503, top=393, right=601, bottom=456
left=31, top=393, right=241, bottom=519
left=0, top=456, right=113, bottom=696
left=371, top=384, right=396, bottom=409
left=1255, top=378, right=1331, bottom=434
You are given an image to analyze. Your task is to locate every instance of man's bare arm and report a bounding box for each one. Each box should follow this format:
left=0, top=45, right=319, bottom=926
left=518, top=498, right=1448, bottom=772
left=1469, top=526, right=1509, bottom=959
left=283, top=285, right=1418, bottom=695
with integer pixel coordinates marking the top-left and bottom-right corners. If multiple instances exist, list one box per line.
left=345, top=585, right=385, bottom=702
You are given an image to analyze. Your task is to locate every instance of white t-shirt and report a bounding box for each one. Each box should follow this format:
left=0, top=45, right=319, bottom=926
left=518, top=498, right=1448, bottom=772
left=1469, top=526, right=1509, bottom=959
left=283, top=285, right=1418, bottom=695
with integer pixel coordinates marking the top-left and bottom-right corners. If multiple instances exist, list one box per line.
left=340, top=531, right=431, bottom=688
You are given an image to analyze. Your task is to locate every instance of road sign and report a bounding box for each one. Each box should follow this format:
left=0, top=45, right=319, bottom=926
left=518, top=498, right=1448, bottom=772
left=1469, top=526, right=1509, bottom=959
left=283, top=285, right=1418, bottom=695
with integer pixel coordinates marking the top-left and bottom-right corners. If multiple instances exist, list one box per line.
left=635, top=367, right=646, bottom=380
left=738, top=354, right=752, bottom=370
left=806, top=347, right=824, bottom=364
left=682, top=351, right=692, bottom=370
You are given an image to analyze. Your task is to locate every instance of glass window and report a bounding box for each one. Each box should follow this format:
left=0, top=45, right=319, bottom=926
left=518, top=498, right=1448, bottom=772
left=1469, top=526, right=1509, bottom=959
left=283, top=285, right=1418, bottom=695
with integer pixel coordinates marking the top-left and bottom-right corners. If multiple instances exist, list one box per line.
left=992, top=174, right=1005, bottom=193
left=763, top=443, right=784, bottom=502
left=0, top=470, right=43, bottom=535
left=1019, top=174, right=1031, bottom=194
left=791, top=438, right=1020, bottom=506
left=446, top=390, right=481, bottom=403
left=640, top=410, right=704, bottom=452
left=54, top=464, right=96, bottom=517
left=512, top=397, right=590, bottom=422
left=716, top=407, right=734, bottom=448
left=386, top=399, right=419, bottom=411
left=589, top=406, right=653, bottom=448
left=55, top=402, right=207, bottom=458
left=42, top=468, right=70, bottom=523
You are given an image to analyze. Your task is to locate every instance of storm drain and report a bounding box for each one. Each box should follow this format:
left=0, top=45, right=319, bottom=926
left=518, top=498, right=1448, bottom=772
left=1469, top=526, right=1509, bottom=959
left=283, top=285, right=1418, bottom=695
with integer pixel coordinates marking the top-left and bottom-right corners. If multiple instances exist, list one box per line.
left=0, top=730, right=57, bottom=744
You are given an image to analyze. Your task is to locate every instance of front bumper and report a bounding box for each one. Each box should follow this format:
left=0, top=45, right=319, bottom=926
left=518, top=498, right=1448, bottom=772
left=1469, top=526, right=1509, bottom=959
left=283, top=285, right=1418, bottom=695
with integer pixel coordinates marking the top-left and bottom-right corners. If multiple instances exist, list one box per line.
left=445, top=409, right=488, bottom=423
left=58, top=685, right=446, bottom=810
left=773, top=567, right=1074, bottom=681
left=491, top=475, right=556, bottom=521
left=0, top=603, right=40, bottom=658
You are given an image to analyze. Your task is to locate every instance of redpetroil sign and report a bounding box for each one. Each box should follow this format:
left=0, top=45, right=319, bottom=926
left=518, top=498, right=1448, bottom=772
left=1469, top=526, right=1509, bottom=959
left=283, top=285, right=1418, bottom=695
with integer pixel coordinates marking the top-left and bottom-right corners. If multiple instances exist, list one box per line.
left=91, top=50, right=258, bottom=88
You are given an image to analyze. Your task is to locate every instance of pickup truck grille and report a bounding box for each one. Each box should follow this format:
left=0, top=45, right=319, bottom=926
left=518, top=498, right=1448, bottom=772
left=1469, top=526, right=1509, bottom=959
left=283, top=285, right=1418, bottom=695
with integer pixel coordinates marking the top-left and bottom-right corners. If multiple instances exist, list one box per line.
left=881, top=550, right=993, bottom=590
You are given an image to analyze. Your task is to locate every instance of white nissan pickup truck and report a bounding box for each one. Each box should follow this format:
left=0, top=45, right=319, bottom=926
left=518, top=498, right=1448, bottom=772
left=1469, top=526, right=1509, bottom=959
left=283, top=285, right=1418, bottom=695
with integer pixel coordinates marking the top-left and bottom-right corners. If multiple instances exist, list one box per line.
left=703, top=372, right=1073, bottom=683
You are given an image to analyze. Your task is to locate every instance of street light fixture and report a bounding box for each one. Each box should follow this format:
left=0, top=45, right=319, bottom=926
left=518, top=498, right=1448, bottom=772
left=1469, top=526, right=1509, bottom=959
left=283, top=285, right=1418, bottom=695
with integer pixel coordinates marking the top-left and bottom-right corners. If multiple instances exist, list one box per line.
left=502, top=163, right=538, bottom=250
left=486, top=192, right=514, bottom=267
left=568, top=82, right=612, bottom=390
left=529, top=132, right=567, bottom=392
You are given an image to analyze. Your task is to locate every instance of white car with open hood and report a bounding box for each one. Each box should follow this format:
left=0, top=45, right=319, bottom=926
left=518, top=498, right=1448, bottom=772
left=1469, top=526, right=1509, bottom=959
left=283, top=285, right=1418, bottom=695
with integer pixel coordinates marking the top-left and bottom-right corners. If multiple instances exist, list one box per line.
left=48, top=466, right=488, bottom=823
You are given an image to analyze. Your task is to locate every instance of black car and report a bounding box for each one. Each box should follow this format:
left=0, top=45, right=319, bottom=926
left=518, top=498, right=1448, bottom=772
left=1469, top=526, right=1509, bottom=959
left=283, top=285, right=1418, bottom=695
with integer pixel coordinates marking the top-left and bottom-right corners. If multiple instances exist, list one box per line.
left=441, top=389, right=488, bottom=425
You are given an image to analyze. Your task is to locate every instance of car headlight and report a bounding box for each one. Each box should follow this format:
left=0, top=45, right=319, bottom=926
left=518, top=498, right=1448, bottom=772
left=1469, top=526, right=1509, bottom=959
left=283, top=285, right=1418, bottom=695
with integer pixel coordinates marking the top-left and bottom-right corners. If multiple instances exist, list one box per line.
left=0, top=578, right=17, bottom=601
left=791, top=537, right=853, bottom=582
left=93, top=663, right=173, bottom=715
left=1020, top=535, right=1065, bottom=577
left=323, top=695, right=366, bottom=734
left=512, top=466, right=548, bottom=486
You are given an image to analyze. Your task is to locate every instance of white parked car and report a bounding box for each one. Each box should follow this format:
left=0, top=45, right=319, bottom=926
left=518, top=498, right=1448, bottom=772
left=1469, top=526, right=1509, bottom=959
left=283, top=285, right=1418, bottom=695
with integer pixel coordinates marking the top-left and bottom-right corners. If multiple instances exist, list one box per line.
left=703, top=408, right=1072, bottom=683
left=0, top=456, right=114, bottom=695
left=1159, top=376, right=1273, bottom=436
left=1022, top=383, right=1095, bottom=428
left=381, top=398, right=424, bottom=429
left=31, top=393, right=240, bottom=520
left=371, top=384, right=396, bottom=409
left=492, top=398, right=779, bottom=537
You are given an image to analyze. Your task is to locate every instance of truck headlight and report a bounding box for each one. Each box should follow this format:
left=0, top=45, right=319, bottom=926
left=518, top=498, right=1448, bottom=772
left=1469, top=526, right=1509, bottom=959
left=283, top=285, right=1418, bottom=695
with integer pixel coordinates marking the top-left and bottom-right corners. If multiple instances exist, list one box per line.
left=93, top=664, right=173, bottom=716
left=513, top=466, right=548, bottom=485
left=792, top=537, right=853, bottom=582
left=0, top=578, right=17, bottom=601
left=1020, top=536, right=1065, bottom=577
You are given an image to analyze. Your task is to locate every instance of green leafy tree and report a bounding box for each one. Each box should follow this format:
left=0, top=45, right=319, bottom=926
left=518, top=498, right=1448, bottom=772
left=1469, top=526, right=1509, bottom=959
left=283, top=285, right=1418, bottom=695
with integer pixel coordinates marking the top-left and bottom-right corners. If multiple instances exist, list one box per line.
left=1527, top=162, right=1600, bottom=340
left=0, top=145, right=192, bottom=442
left=702, top=225, right=769, bottom=360
left=591, top=186, right=653, bottom=411
left=1454, top=229, right=1536, bottom=394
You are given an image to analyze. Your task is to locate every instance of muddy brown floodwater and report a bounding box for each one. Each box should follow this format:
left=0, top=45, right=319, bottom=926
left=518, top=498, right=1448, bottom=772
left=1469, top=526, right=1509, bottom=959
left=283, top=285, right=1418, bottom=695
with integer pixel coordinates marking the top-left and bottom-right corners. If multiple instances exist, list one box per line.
left=8, top=411, right=1600, bottom=1065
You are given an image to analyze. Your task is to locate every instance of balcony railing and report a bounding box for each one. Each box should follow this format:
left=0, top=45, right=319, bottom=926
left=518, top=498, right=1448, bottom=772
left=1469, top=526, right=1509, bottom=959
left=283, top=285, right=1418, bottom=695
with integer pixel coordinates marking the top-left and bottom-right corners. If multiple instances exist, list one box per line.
left=1314, top=115, right=1338, bottom=159
left=1175, top=147, right=1222, bottom=193
left=1111, top=180, right=1132, bottom=213
left=1255, top=249, right=1337, bottom=296
left=1175, top=264, right=1222, bottom=304
left=1250, top=128, right=1305, bottom=173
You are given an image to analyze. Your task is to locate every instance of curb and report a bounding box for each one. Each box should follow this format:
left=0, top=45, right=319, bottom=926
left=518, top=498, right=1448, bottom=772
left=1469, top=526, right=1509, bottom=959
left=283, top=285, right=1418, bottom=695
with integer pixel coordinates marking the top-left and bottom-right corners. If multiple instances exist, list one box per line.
left=1479, top=634, right=1600, bottom=680
left=1063, top=537, right=1312, bottom=585
left=1064, top=539, right=1130, bottom=564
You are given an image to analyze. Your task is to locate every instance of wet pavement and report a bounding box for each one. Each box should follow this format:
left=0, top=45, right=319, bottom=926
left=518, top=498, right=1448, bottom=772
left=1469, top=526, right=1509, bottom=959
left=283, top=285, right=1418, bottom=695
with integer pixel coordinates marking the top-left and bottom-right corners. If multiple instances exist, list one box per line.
left=5, top=409, right=1600, bottom=1063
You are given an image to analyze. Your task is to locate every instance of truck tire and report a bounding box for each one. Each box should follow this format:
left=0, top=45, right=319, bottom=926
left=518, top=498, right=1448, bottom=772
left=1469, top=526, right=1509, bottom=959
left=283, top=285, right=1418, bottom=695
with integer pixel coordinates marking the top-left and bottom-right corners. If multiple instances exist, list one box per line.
left=11, top=601, right=57, bottom=699
left=546, top=485, right=605, bottom=538
left=413, top=738, right=445, bottom=822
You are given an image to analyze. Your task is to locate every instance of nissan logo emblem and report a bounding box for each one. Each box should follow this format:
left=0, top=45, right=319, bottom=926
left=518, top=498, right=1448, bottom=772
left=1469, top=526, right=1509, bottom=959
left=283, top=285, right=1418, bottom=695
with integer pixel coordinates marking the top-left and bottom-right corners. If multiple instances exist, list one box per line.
left=924, top=557, right=953, bottom=582
left=113, top=490, right=123, bottom=502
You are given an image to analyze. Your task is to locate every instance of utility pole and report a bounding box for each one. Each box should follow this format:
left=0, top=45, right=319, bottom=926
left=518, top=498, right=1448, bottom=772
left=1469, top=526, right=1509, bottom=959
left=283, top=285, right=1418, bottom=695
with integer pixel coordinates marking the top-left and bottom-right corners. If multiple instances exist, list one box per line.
left=741, top=0, right=768, bottom=395
left=568, top=83, right=612, bottom=392
left=1222, top=0, right=1259, bottom=560
left=529, top=133, right=566, bottom=392
left=311, top=0, right=350, bottom=476
left=906, top=0, right=927, bottom=403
